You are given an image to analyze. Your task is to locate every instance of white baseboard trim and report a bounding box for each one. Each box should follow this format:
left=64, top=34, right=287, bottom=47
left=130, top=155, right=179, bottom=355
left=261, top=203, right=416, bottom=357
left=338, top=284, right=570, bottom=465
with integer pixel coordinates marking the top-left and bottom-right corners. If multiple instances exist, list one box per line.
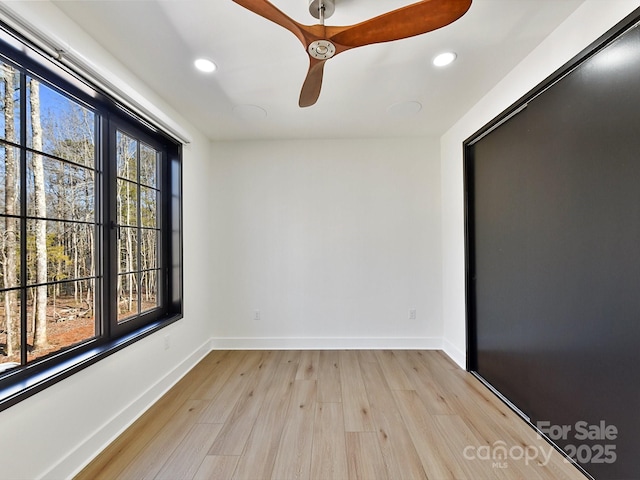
left=43, top=338, right=212, bottom=480
left=210, top=336, right=443, bottom=350
left=442, top=338, right=466, bottom=369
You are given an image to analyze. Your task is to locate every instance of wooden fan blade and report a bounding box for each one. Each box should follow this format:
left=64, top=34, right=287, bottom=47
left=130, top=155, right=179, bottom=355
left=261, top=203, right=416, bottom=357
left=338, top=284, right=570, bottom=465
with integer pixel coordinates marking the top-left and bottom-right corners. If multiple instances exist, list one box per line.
left=231, top=0, right=308, bottom=46
left=328, top=0, right=472, bottom=49
left=299, top=58, right=327, bottom=108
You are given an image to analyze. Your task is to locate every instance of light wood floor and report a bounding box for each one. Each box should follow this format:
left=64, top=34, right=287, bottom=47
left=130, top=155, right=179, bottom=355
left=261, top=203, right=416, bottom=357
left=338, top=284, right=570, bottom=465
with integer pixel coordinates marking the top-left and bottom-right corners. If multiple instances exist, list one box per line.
left=76, top=350, right=587, bottom=480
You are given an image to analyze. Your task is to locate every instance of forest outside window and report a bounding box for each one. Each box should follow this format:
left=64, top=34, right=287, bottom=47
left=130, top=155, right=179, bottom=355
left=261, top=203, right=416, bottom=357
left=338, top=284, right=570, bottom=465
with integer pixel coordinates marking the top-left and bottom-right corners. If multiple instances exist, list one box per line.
left=0, top=28, right=183, bottom=409
left=113, top=127, right=164, bottom=329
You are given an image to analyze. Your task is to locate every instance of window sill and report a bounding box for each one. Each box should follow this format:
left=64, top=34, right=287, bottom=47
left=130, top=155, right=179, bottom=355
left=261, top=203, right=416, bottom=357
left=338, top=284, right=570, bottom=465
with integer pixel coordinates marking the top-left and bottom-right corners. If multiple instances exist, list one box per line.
left=0, top=313, right=181, bottom=413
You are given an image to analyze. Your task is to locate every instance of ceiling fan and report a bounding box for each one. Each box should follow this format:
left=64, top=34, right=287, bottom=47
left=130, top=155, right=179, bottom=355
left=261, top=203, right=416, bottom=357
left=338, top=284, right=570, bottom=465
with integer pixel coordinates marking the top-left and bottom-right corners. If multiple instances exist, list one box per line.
left=231, top=0, right=472, bottom=107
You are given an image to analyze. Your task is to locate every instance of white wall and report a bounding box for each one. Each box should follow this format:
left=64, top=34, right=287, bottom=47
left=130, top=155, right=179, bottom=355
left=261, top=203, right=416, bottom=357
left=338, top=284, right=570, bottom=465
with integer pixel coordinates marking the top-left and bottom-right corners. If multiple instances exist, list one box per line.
left=0, top=3, right=214, bottom=479
left=441, top=0, right=640, bottom=368
left=210, top=138, right=443, bottom=349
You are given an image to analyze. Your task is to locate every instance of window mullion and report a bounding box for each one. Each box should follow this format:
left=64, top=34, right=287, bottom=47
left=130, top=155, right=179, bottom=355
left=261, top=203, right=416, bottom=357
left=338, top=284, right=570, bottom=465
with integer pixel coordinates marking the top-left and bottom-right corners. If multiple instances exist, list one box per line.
left=107, top=120, right=117, bottom=334
left=97, top=114, right=107, bottom=338
left=18, top=70, right=27, bottom=366
left=136, top=141, right=141, bottom=316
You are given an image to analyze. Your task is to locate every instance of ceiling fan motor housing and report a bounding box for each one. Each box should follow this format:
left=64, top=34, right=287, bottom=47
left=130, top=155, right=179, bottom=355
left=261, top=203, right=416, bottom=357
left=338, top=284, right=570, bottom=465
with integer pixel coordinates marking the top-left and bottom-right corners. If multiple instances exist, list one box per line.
left=308, top=40, right=336, bottom=59
left=308, top=0, right=335, bottom=20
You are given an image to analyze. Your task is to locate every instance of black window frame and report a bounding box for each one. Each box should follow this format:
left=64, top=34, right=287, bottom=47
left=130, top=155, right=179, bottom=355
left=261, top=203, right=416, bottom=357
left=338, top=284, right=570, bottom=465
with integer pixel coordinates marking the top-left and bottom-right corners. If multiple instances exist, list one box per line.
left=0, top=23, right=183, bottom=412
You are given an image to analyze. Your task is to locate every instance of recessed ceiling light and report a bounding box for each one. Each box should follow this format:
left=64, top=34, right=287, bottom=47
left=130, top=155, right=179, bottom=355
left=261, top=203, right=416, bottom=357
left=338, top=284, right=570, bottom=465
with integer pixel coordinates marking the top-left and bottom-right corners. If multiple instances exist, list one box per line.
left=433, top=52, right=457, bottom=67
left=194, top=58, right=217, bottom=73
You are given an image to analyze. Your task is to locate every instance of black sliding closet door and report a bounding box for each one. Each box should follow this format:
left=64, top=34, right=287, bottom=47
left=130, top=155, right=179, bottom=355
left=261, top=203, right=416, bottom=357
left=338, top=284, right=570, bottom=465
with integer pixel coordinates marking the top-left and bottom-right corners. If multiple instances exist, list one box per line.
left=467, top=18, right=640, bottom=480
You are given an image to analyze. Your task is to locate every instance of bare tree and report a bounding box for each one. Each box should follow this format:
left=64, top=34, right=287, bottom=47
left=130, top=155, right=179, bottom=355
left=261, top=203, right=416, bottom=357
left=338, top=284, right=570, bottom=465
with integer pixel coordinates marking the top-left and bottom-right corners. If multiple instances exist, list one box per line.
left=116, top=135, right=138, bottom=318
left=2, top=64, right=19, bottom=356
left=30, top=78, right=48, bottom=349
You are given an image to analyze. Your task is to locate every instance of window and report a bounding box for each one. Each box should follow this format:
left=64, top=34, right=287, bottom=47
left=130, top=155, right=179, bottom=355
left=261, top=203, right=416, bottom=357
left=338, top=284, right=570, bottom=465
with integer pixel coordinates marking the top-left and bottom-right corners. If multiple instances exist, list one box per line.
left=0, top=26, right=182, bottom=409
left=114, top=129, right=162, bottom=325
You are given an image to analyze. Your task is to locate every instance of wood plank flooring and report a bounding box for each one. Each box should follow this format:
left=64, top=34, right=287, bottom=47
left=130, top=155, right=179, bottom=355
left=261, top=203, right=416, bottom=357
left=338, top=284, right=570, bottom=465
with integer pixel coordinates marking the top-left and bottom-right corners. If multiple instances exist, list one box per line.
left=75, top=350, right=587, bottom=480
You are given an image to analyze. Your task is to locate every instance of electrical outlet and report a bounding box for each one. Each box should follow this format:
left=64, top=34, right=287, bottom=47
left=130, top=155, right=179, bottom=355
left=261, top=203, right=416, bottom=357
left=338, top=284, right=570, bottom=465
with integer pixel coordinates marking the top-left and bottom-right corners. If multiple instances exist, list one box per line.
left=254, top=310, right=261, bottom=321
left=164, top=334, right=170, bottom=350
left=409, top=308, right=417, bottom=320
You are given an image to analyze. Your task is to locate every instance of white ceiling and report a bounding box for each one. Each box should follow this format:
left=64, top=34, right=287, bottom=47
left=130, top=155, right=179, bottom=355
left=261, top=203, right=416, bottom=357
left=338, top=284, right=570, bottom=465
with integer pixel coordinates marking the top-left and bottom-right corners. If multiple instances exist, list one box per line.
left=52, top=0, right=585, bottom=141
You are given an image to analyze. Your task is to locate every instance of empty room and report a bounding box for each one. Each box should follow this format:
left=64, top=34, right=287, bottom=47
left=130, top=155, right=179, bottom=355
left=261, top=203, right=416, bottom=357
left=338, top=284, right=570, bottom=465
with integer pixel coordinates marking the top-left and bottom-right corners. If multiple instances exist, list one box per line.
left=0, top=1, right=638, bottom=479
